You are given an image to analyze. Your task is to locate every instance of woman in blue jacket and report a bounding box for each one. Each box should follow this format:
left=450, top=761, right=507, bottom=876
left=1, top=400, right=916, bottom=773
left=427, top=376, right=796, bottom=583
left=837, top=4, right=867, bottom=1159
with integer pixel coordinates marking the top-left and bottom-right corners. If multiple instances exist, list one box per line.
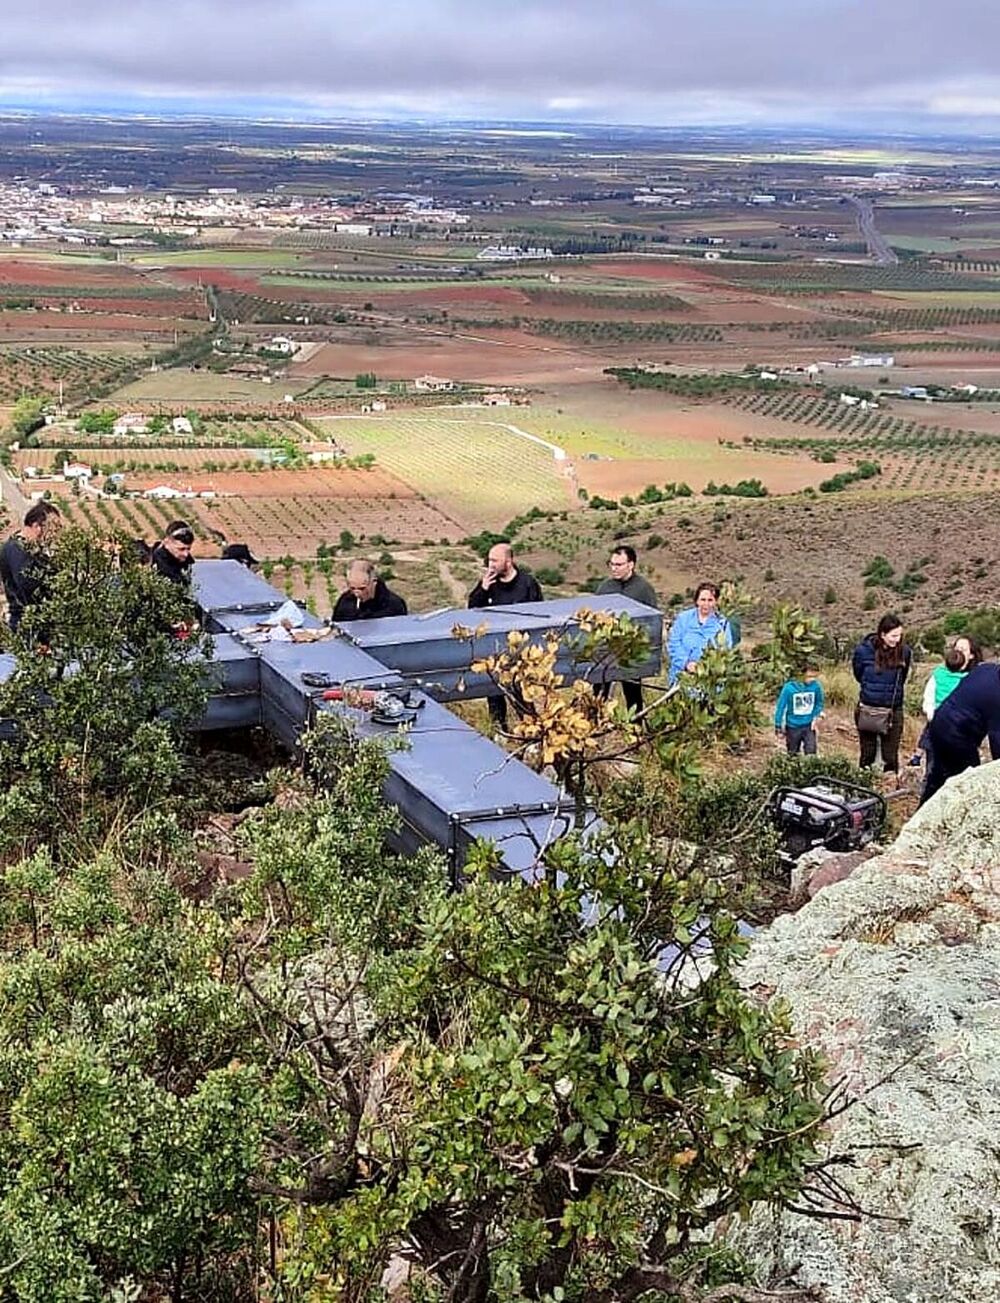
left=852, top=612, right=912, bottom=775
left=667, top=581, right=734, bottom=684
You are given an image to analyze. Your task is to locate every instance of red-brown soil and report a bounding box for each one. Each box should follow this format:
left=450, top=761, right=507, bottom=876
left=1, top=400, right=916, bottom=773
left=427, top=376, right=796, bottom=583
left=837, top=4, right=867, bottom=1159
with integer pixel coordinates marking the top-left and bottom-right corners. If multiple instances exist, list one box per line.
left=124, top=465, right=412, bottom=497
left=0, top=258, right=131, bottom=288
left=286, top=331, right=605, bottom=387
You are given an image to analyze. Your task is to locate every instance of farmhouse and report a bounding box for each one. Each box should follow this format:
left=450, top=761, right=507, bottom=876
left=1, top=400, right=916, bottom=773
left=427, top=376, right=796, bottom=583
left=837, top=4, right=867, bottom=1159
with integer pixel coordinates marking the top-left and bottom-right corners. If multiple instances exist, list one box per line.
left=113, top=412, right=148, bottom=436
left=171, top=416, right=194, bottom=435
left=482, top=392, right=512, bottom=407
left=414, top=374, right=455, bottom=392
left=144, top=485, right=188, bottom=500
left=63, top=462, right=93, bottom=481
left=267, top=336, right=298, bottom=356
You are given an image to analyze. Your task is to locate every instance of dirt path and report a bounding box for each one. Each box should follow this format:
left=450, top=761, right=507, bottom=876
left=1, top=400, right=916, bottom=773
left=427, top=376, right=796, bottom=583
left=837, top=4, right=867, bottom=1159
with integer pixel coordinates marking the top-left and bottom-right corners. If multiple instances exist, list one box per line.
left=437, top=559, right=469, bottom=605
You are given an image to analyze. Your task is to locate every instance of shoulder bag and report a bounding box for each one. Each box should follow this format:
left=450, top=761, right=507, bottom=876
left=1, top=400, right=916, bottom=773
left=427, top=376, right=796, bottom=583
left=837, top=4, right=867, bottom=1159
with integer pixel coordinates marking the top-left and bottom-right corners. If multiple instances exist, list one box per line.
left=857, top=658, right=905, bottom=735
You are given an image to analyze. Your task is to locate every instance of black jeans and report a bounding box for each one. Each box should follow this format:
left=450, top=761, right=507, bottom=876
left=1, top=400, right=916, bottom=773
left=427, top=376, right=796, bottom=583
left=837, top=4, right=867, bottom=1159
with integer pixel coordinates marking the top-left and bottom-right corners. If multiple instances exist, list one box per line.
left=786, top=725, right=817, bottom=755
left=920, top=740, right=980, bottom=806
left=856, top=705, right=904, bottom=773
left=595, top=679, right=644, bottom=713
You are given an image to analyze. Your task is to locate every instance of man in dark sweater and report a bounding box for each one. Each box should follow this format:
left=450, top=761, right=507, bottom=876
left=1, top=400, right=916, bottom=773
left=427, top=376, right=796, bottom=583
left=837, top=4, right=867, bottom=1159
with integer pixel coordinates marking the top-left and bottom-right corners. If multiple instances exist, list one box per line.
left=595, top=545, right=658, bottom=713
left=0, top=501, right=62, bottom=633
left=467, top=541, right=543, bottom=727
left=332, top=559, right=408, bottom=622
left=150, top=520, right=195, bottom=586
left=468, top=541, right=542, bottom=610
left=921, top=662, right=1000, bottom=805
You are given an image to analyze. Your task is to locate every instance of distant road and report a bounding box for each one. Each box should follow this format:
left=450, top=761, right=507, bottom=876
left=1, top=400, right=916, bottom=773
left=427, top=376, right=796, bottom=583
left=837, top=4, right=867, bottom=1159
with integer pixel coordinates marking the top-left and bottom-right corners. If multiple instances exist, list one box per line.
left=845, top=195, right=899, bottom=266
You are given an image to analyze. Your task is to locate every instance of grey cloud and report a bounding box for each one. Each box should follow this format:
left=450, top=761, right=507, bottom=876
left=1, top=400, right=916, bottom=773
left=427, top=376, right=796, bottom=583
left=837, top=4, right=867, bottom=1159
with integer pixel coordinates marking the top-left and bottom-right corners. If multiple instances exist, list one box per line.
left=4, top=0, right=1000, bottom=121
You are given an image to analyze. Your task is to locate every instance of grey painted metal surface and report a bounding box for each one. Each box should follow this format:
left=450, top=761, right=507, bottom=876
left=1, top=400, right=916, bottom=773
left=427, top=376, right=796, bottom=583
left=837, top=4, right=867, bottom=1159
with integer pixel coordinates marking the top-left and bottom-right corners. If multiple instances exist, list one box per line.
left=317, top=692, right=583, bottom=878
left=208, top=608, right=326, bottom=635
left=256, top=640, right=405, bottom=749
left=340, top=595, right=663, bottom=701
left=192, top=559, right=290, bottom=627
left=188, top=562, right=601, bottom=873
left=199, top=634, right=262, bottom=731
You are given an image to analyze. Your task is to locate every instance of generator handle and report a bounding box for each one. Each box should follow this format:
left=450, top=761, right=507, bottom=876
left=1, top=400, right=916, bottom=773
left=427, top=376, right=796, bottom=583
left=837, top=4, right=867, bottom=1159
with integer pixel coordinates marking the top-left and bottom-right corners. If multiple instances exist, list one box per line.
left=776, top=774, right=887, bottom=821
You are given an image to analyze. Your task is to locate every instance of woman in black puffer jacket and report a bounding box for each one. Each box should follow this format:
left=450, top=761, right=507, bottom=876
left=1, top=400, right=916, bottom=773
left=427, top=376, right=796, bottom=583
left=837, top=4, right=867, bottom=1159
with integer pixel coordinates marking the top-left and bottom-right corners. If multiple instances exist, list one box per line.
left=852, top=612, right=912, bottom=775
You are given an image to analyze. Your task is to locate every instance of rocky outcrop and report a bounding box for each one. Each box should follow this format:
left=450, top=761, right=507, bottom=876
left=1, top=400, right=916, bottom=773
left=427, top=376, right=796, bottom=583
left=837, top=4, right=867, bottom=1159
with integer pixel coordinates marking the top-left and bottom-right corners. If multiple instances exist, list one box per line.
left=737, top=761, right=1000, bottom=1303
left=788, top=845, right=881, bottom=905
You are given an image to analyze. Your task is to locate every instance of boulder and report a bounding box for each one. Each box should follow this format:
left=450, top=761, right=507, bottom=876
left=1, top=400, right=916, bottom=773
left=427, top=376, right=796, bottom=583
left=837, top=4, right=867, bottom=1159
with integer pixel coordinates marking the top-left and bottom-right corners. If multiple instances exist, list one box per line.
left=789, top=845, right=881, bottom=905
left=737, top=761, right=1000, bottom=1303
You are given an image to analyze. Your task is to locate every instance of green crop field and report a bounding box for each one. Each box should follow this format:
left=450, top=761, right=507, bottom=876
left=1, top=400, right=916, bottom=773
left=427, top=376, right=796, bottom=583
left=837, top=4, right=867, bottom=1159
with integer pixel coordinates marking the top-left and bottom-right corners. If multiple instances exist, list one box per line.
left=128, top=250, right=313, bottom=269
left=316, top=413, right=572, bottom=527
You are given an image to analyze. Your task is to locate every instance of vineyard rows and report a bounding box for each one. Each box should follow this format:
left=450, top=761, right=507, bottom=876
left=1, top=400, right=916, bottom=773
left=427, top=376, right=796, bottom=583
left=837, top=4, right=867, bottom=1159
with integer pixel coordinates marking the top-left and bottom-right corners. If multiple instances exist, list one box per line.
left=524, top=319, right=723, bottom=344
left=32, top=417, right=308, bottom=450
left=320, top=415, right=571, bottom=526
left=725, top=389, right=1000, bottom=491
left=216, top=290, right=357, bottom=326
left=519, top=288, right=688, bottom=312
left=712, top=262, right=1000, bottom=293
left=0, top=283, right=190, bottom=301
left=49, top=489, right=462, bottom=553
left=0, top=346, right=145, bottom=403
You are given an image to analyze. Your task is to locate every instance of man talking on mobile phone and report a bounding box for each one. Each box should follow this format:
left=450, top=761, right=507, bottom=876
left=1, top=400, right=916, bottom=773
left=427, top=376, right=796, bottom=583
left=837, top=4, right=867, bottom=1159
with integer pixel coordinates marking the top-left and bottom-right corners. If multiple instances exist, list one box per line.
left=467, top=540, right=543, bottom=727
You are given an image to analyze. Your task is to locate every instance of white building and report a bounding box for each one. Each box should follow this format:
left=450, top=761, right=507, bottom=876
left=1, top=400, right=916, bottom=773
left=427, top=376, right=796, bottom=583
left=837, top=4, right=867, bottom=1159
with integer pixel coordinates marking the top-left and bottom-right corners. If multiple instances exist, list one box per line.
left=172, top=416, right=194, bottom=435
left=63, top=462, right=92, bottom=480
left=847, top=353, right=894, bottom=368
left=476, top=244, right=555, bottom=262
left=113, top=412, right=148, bottom=436
left=414, top=374, right=454, bottom=392
left=267, top=336, right=298, bottom=355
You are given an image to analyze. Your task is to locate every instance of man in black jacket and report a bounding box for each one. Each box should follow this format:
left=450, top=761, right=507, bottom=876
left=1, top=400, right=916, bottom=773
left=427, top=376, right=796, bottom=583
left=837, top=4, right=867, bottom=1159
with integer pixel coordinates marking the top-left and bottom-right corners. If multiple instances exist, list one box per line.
left=0, top=501, right=62, bottom=633
left=921, top=662, right=1000, bottom=805
left=467, top=541, right=544, bottom=726
left=150, top=521, right=195, bottom=586
left=468, top=541, right=542, bottom=610
left=332, top=559, right=408, bottom=622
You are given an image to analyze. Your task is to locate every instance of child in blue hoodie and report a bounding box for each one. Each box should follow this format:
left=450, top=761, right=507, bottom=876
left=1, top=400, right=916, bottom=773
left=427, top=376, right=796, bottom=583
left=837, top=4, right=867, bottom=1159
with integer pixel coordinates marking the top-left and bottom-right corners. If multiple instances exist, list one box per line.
left=774, top=662, right=825, bottom=755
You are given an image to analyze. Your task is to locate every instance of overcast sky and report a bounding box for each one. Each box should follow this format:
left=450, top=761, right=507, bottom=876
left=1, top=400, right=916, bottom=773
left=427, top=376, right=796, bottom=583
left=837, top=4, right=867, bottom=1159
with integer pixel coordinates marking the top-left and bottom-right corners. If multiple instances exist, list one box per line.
left=5, top=0, right=1000, bottom=128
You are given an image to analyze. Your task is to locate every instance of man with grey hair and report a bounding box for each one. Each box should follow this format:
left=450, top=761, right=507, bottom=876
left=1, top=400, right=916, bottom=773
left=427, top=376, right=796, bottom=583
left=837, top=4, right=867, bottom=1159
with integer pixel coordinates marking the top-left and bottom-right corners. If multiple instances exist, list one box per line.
left=332, top=558, right=408, bottom=622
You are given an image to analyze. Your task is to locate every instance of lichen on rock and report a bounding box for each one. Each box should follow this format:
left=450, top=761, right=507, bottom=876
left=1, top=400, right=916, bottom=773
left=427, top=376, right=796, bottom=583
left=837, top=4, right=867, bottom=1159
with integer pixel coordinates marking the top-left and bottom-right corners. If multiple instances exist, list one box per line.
left=736, top=760, right=1000, bottom=1302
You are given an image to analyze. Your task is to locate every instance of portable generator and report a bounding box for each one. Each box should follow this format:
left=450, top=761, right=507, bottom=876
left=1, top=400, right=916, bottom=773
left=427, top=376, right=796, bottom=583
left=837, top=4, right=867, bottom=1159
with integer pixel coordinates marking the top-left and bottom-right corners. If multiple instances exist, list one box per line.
left=767, top=776, right=886, bottom=872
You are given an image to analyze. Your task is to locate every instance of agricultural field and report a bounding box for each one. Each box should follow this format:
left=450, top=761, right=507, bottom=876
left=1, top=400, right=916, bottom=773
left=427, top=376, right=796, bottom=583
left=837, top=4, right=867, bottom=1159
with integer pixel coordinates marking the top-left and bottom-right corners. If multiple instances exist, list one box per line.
left=46, top=467, right=462, bottom=559
left=31, top=416, right=310, bottom=449
left=0, top=343, right=153, bottom=403
left=316, top=413, right=574, bottom=528
left=12, top=122, right=1000, bottom=638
